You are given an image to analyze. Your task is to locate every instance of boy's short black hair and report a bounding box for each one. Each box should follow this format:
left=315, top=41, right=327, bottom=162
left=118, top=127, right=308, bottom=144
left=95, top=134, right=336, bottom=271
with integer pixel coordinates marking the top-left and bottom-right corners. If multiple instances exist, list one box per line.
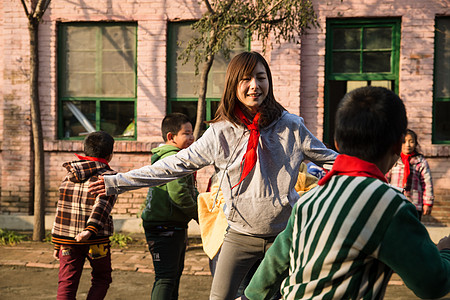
left=335, top=86, right=407, bottom=163
left=161, top=113, right=191, bottom=142
left=84, top=131, right=114, bottom=159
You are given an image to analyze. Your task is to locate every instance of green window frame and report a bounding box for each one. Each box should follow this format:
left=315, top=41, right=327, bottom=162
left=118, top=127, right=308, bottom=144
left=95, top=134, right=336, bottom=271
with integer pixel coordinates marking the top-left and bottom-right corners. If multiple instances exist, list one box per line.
left=324, top=18, right=401, bottom=146
left=167, top=21, right=249, bottom=129
left=433, top=17, right=450, bottom=144
left=57, top=22, right=137, bottom=140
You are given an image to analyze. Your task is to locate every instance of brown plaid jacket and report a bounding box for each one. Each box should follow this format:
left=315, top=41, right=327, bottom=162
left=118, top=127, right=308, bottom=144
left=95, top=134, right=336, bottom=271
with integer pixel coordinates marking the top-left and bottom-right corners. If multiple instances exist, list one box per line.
left=51, top=160, right=117, bottom=247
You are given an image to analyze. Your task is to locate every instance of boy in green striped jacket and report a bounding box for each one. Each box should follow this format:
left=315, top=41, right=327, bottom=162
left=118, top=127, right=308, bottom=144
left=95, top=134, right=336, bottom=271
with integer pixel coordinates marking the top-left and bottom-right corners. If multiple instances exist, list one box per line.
left=240, top=86, right=450, bottom=300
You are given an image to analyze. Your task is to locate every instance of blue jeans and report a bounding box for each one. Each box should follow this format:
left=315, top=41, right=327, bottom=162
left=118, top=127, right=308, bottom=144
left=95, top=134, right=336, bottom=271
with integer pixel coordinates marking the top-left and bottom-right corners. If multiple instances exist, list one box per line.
left=144, top=227, right=187, bottom=300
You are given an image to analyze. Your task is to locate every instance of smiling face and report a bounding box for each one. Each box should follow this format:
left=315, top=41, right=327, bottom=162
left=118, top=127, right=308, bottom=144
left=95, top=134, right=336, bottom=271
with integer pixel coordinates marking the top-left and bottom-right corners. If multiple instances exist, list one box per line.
left=169, top=122, right=194, bottom=150
left=402, top=133, right=417, bottom=155
left=236, top=62, right=269, bottom=115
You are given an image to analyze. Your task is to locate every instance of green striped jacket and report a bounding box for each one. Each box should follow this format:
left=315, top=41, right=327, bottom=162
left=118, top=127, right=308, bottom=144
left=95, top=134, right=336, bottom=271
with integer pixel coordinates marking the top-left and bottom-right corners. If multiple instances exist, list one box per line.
left=245, top=175, right=450, bottom=299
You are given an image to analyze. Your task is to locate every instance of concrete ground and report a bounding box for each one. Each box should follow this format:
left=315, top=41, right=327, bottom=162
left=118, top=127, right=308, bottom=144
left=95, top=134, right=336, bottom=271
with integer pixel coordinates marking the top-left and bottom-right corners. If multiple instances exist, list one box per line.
left=0, top=215, right=449, bottom=299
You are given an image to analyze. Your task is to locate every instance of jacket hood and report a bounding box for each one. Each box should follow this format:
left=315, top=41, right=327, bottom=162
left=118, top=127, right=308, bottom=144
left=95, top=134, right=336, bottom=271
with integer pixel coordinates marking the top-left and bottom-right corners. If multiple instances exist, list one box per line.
left=63, top=160, right=112, bottom=183
left=151, top=144, right=180, bottom=163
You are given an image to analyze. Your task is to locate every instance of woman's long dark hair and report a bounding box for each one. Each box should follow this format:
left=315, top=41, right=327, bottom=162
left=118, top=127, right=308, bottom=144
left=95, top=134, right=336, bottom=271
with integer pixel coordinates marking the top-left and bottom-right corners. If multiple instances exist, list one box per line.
left=208, top=51, right=285, bottom=128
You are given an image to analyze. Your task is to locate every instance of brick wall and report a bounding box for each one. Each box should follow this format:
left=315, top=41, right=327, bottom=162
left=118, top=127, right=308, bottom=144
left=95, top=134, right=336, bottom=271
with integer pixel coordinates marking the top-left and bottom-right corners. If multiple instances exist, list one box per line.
left=1, top=0, right=449, bottom=225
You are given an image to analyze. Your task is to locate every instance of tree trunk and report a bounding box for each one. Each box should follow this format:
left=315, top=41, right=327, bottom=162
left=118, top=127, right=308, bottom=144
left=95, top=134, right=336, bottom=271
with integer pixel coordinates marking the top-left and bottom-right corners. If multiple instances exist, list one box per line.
left=29, top=20, right=46, bottom=241
left=193, top=53, right=215, bottom=140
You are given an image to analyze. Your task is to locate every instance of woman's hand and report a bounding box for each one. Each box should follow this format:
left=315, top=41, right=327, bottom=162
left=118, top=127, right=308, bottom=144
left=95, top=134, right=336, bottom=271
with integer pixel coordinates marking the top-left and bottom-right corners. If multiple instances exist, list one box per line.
left=88, top=175, right=106, bottom=196
left=75, top=230, right=92, bottom=242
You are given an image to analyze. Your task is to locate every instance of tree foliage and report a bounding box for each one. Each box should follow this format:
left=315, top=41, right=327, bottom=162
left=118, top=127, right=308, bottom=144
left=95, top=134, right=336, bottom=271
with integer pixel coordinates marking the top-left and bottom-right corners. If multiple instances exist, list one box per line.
left=178, top=0, right=318, bottom=138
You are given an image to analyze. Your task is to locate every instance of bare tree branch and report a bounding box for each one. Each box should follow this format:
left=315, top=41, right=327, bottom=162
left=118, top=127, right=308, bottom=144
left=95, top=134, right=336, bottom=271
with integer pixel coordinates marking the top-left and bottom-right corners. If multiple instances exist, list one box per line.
left=203, top=0, right=215, bottom=14
left=20, top=0, right=30, bottom=17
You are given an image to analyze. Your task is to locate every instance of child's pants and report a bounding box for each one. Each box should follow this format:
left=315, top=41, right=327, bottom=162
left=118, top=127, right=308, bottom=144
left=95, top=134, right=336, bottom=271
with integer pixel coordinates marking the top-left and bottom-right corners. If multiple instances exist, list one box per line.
left=144, top=227, right=187, bottom=300
left=57, top=243, right=112, bottom=300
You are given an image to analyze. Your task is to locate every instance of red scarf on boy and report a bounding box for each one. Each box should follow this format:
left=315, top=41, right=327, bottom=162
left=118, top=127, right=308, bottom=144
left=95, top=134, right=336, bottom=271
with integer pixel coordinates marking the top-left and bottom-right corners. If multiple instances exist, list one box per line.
left=75, top=154, right=110, bottom=168
left=318, top=154, right=387, bottom=186
left=232, top=106, right=261, bottom=189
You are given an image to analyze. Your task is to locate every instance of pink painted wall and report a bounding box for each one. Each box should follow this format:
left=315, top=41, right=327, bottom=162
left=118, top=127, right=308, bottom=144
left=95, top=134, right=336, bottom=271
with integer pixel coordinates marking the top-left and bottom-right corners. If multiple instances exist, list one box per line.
left=1, top=0, right=449, bottom=225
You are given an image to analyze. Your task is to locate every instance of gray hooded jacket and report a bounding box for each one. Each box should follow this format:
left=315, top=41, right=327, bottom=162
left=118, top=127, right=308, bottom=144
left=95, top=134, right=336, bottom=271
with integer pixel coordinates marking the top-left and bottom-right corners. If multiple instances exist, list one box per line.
left=105, top=111, right=337, bottom=236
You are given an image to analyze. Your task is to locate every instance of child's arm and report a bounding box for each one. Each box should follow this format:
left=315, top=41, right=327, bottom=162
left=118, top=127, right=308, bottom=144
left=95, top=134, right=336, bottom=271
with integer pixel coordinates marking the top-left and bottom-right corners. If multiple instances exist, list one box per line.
left=379, top=203, right=450, bottom=299
left=53, top=244, right=61, bottom=260
left=243, top=204, right=296, bottom=299
left=419, top=158, right=434, bottom=215
left=438, top=236, right=450, bottom=251
left=84, top=192, right=117, bottom=236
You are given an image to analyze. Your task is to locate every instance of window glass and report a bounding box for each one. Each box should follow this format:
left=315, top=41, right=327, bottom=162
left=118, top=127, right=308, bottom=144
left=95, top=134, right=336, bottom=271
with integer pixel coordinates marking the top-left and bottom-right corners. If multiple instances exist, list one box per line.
left=59, top=23, right=137, bottom=139
left=434, top=102, right=450, bottom=141
left=62, top=101, right=96, bottom=138
left=100, top=101, right=135, bottom=137
left=333, top=52, right=360, bottom=73
left=167, top=21, right=247, bottom=129
left=325, top=19, right=400, bottom=145
left=434, top=18, right=450, bottom=143
left=332, top=25, right=393, bottom=74
left=333, top=28, right=360, bottom=49
left=363, top=28, right=391, bottom=49
left=362, top=52, right=391, bottom=72
left=435, top=19, right=450, bottom=99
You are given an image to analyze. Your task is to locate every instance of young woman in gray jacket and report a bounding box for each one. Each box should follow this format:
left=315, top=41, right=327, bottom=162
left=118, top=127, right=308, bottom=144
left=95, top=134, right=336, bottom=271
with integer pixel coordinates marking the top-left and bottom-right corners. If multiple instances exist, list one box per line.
left=89, top=51, right=337, bottom=300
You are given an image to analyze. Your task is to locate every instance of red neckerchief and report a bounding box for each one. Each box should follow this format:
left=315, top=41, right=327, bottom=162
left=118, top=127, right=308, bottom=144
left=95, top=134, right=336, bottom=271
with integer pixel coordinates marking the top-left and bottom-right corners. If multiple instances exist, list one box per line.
left=318, top=154, right=387, bottom=186
left=400, top=151, right=415, bottom=187
left=232, top=105, right=261, bottom=189
left=75, top=154, right=110, bottom=168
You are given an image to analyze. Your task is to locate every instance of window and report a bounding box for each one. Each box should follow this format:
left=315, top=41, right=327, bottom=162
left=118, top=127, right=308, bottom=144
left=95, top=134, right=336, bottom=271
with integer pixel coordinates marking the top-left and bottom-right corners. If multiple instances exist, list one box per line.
left=167, top=21, right=248, bottom=130
left=433, top=17, right=450, bottom=144
left=58, top=23, right=137, bottom=139
left=324, top=19, right=401, bottom=146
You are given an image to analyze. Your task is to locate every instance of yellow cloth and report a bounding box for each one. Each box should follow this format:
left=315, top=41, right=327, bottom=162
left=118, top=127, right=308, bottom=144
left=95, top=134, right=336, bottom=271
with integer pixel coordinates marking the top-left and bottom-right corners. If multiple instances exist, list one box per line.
left=197, top=162, right=319, bottom=259
left=295, top=162, right=319, bottom=197
left=197, top=183, right=227, bottom=259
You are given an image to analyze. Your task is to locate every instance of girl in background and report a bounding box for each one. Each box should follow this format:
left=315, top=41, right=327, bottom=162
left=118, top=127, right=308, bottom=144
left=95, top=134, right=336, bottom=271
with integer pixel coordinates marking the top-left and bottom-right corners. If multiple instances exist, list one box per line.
left=387, top=129, right=434, bottom=220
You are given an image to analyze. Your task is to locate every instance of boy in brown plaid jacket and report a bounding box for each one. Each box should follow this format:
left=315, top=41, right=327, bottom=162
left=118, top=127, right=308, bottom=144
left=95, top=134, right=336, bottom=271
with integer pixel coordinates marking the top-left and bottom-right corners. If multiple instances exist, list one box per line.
left=51, top=131, right=117, bottom=300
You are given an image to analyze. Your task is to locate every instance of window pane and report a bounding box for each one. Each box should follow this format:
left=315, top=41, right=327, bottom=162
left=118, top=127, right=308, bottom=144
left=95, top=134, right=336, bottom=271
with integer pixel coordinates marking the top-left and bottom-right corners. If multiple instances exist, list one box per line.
left=168, top=22, right=246, bottom=99
left=333, top=28, right=360, bottom=49
left=102, top=73, right=135, bottom=97
left=168, top=23, right=198, bottom=98
left=362, top=52, right=391, bottom=72
left=434, top=101, right=450, bottom=141
left=61, top=27, right=97, bottom=97
left=65, top=73, right=97, bottom=97
left=347, top=81, right=368, bottom=92
left=370, top=80, right=393, bottom=89
left=62, top=101, right=96, bottom=138
left=100, top=101, right=135, bottom=138
left=60, top=24, right=136, bottom=98
left=363, top=28, right=392, bottom=49
left=101, top=26, right=136, bottom=97
left=333, top=52, right=360, bottom=73
left=210, top=100, right=220, bottom=120
left=65, top=26, right=97, bottom=51
left=170, top=101, right=197, bottom=124
left=102, top=26, right=135, bottom=51
left=435, top=19, right=450, bottom=98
